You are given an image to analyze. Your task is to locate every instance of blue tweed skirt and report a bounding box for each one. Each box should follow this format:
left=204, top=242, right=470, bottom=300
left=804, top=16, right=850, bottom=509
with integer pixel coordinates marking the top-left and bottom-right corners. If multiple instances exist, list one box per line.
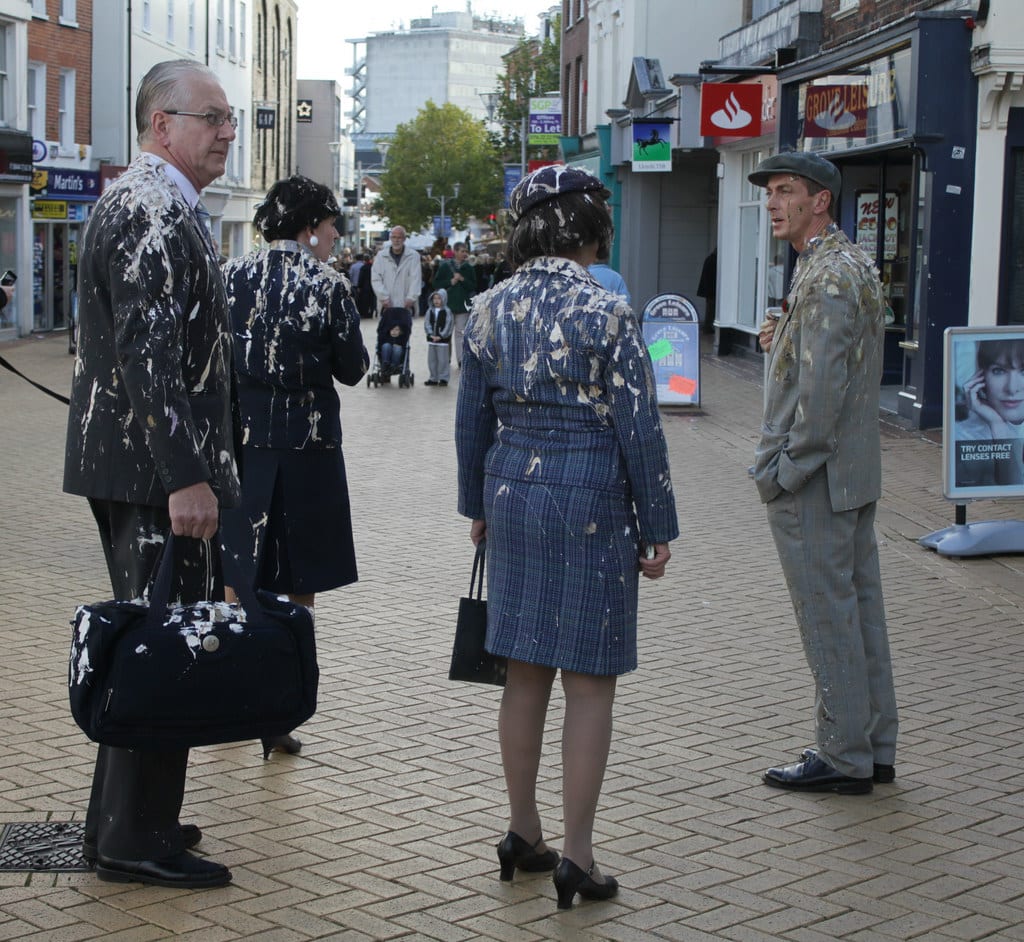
left=483, top=475, right=640, bottom=676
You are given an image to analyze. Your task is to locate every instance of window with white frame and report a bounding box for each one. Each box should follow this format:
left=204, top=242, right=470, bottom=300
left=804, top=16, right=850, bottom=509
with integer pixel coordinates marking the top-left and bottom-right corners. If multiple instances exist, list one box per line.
left=216, top=0, right=225, bottom=52
left=31, top=0, right=47, bottom=17
left=235, top=107, right=245, bottom=182
left=59, top=69, right=76, bottom=147
left=60, top=0, right=77, bottom=24
left=836, top=0, right=859, bottom=12
left=167, top=0, right=175, bottom=43
left=142, top=0, right=151, bottom=32
left=239, top=2, right=247, bottom=63
left=188, top=0, right=197, bottom=52
left=27, top=63, right=46, bottom=141
left=0, top=28, right=9, bottom=126
left=229, top=0, right=236, bottom=57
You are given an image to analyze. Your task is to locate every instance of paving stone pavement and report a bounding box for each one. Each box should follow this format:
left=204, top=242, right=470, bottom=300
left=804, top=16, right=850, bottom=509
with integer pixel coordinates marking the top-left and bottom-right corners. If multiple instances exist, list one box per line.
left=1, top=326, right=1023, bottom=942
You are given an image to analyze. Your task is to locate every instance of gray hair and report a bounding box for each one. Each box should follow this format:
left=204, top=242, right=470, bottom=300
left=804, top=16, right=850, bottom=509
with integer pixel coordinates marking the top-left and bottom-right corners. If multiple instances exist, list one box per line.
left=136, top=59, right=219, bottom=144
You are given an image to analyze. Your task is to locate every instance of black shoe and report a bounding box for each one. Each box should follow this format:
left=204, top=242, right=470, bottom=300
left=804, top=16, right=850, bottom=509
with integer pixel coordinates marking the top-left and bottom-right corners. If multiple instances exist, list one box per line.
left=552, top=857, right=619, bottom=910
left=424, top=379, right=437, bottom=386
left=438, top=380, right=448, bottom=386
left=764, top=755, right=873, bottom=794
left=83, top=824, right=202, bottom=865
left=497, top=831, right=559, bottom=881
left=262, top=734, right=302, bottom=760
left=95, top=850, right=231, bottom=888
left=801, top=748, right=895, bottom=784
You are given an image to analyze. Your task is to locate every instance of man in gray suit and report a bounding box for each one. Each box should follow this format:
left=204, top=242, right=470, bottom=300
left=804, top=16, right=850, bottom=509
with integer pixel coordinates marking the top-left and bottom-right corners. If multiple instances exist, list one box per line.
left=749, top=152, right=898, bottom=794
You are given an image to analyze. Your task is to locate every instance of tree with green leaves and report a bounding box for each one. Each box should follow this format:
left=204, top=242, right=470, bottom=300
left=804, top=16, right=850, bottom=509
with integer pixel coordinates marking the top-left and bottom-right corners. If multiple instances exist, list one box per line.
left=376, top=101, right=503, bottom=234
left=491, top=16, right=562, bottom=163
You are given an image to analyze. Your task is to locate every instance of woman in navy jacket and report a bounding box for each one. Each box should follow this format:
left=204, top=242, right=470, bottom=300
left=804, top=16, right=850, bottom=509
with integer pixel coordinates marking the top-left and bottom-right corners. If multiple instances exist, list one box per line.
left=221, top=176, right=369, bottom=757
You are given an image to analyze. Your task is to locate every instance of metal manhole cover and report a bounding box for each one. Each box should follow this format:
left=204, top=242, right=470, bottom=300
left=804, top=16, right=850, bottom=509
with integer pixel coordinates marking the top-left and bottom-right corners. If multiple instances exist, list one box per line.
left=0, top=822, right=92, bottom=872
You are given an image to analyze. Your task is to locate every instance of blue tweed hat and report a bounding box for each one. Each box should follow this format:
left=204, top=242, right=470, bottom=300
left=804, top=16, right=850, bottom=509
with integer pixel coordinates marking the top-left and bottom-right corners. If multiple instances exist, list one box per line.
left=509, top=165, right=608, bottom=223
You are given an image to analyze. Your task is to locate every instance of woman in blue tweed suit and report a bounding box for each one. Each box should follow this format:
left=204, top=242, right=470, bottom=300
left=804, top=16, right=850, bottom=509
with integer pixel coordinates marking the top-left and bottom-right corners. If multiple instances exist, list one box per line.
left=455, top=166, right=678, bottom=909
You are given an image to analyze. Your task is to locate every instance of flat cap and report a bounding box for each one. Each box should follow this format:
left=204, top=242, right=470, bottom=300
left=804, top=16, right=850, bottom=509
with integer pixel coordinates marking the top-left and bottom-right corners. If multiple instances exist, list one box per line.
left=747, top=151, right=841, bottom=201
left=509, top=165, right=608, bottom=222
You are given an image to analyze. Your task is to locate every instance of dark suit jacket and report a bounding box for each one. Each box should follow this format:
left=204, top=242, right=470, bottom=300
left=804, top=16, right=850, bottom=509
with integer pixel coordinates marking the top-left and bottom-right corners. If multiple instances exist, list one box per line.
left=223, top=243, right=368, bottom=450
left=63, top=155, right=240, bottom=508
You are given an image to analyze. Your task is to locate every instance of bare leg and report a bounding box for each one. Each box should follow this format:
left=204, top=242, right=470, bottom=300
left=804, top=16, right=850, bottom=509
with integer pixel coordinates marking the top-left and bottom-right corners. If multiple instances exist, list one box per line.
left=499, top=659, right=556, bottom=848
left=560, top=670, right=616, bottom=875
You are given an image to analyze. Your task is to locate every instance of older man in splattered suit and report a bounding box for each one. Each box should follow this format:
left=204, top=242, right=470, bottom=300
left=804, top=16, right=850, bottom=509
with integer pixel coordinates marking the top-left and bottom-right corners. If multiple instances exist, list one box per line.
left=749, top=152, right=898, bottom=795
left=63, top=60, right=240, bottom=887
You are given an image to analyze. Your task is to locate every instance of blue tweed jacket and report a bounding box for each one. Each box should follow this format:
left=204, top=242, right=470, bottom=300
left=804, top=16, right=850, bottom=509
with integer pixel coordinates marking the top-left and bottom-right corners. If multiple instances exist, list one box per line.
left=455, top=256, right=678, bottom=544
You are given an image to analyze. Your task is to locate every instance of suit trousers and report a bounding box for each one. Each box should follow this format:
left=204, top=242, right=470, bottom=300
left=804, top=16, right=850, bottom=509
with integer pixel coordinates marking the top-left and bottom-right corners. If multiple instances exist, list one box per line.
left=453, top=312, right=469, bottom=366
left=765, top=468, right=898, bottom=778
left=83, top=498, right=220, bottom=860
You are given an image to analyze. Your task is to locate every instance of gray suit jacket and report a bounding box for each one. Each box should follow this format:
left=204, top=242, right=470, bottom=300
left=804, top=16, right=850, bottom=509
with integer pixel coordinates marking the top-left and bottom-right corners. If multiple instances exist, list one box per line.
left=754, top=225, right=885, bottom=512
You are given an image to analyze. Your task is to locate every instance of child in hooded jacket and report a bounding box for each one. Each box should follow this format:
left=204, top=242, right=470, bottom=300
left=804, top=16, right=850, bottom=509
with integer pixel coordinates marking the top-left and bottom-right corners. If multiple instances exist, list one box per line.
left=425, top=288, right=454, bottom=386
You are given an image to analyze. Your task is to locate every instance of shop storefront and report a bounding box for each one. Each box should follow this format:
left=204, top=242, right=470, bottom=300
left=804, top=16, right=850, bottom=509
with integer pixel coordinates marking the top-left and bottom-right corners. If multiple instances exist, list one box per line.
left=0, top=130, right=35, bottom=340
left=30, top=167, right=99, bottom=334
left=776, top=14, right=978, bottom=429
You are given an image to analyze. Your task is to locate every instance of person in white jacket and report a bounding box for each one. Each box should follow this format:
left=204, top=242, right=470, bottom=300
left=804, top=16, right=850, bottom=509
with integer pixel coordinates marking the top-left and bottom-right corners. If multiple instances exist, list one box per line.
left=370, top=226, right=422, bottom=315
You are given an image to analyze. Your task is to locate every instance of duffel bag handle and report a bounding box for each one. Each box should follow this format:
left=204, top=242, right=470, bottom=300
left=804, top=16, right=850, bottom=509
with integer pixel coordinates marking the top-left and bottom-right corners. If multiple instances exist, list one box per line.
left=146, top=532, right=268, bottom=627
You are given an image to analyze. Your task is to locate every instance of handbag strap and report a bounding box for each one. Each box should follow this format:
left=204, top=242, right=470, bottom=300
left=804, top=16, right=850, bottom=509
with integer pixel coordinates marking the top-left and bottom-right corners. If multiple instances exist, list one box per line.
left=469, top=540, right=486, bottom=601
left=146, top=532, right=267, bottom=627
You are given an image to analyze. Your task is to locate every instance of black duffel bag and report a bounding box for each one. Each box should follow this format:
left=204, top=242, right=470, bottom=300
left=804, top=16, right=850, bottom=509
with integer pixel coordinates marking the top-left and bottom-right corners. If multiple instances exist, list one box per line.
left=68, top=534, right=318, bottom=749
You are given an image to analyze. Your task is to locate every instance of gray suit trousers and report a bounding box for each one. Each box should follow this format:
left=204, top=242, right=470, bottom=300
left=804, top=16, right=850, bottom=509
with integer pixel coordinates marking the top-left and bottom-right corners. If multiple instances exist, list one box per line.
left=766, top=468, right=898, bottom=778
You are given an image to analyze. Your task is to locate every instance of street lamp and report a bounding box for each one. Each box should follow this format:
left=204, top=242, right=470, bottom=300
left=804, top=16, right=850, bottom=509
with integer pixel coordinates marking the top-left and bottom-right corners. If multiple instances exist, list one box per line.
left=480, top=90, right=527, bottom=181
left=425, top=182, right=461, bottom=242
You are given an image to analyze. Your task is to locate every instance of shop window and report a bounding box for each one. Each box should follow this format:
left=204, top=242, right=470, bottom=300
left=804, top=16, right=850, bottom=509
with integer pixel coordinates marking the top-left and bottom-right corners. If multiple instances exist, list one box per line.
left=738, top=149, right=788, bottom=330
left=1004, top=150, right=1024, bottom=325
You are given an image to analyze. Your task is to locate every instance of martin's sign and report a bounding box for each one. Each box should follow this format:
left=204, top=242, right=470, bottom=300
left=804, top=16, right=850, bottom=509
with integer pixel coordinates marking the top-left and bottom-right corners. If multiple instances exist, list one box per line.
left=31, top=167, right=100, bottom=199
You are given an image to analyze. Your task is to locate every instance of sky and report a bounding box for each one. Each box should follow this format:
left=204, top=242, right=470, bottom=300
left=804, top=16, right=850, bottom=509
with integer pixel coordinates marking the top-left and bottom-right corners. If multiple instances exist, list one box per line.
left=295, top=1, right=555, bottom=86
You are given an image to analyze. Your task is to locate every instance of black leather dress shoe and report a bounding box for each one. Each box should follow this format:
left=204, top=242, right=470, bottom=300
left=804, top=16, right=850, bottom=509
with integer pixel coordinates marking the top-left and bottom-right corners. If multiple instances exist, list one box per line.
left=763, top=755, right=873, bottom=794
left=801, top=748, right=895, bottom=784
left=96, top=850, right=231, bottom=888
left=83, top=823, right=202, bottom=865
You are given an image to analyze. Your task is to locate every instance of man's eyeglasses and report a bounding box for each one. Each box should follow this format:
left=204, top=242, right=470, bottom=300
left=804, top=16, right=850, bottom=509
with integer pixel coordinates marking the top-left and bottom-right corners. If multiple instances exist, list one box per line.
left=164, top=109, right=239, bottom=129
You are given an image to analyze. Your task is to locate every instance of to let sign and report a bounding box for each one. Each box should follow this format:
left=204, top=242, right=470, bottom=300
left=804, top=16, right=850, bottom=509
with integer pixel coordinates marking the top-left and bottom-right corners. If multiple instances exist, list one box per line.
left=528, top=97, right=562, bottom=145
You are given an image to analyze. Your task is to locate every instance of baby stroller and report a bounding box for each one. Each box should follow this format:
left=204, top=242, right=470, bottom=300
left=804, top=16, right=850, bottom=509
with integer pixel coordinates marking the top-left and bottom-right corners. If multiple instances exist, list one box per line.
left=368, top=306, right=415, bottom=388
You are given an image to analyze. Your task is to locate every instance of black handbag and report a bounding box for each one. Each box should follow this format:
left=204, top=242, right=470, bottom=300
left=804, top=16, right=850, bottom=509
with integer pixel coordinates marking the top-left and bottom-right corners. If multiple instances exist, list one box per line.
left=448, top=542, right=507, bottom=686
left=68, top=534, right=319, bottom=749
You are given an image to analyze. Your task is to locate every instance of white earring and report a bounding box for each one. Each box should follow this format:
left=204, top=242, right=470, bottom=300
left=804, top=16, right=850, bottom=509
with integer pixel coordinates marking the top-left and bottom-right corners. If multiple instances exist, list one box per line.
left=309, top=234, right=319, bottom=247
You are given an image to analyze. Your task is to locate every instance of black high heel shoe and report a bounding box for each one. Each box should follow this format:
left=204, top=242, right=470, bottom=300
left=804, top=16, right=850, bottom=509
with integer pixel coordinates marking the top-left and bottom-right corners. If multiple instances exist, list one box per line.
left=553, top=857, right=619, bottom=910
left=496, top=831, right=559, bottom=881
left=261, top=734, right=302, bottom=760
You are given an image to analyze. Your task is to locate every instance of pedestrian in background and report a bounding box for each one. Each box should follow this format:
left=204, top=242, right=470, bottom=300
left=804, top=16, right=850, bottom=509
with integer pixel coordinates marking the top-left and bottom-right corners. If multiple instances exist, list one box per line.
left=63, top=58, right=240, bottom=889
left=424, top=288, right=454, bottom=386
left=455, top=165, right=677, bottom=910
left=433, top=241, right=477, bottom=366
left=371, top=226, right=422, bottom=316
left=749, top=151, right=898, bottom=795
left=587, top=252, right=631, bottom=305
left=697, top=247, right=717, bottom=334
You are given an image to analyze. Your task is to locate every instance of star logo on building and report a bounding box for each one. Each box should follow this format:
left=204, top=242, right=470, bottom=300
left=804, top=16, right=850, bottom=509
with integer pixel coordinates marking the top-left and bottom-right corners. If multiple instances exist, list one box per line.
left=296, top=100, right=313, bottom=122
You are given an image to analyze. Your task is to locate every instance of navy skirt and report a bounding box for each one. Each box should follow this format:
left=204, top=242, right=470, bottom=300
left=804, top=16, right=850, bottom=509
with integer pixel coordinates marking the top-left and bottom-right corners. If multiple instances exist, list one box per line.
left=483, top=476, right=639, bottom=676
left=222, top=446, right=357, bottom=595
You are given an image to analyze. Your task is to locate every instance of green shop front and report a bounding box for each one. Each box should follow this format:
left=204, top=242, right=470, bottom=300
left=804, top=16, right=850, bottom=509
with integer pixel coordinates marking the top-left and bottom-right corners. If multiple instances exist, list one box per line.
left=777, top=13, right=977, bottom=429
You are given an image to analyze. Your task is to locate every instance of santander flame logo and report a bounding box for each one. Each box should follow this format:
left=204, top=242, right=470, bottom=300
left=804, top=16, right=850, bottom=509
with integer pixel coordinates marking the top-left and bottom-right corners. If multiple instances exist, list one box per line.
left=710, top=92, right=753, bottom=131
left=814, top=91, right=856, bottom=131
